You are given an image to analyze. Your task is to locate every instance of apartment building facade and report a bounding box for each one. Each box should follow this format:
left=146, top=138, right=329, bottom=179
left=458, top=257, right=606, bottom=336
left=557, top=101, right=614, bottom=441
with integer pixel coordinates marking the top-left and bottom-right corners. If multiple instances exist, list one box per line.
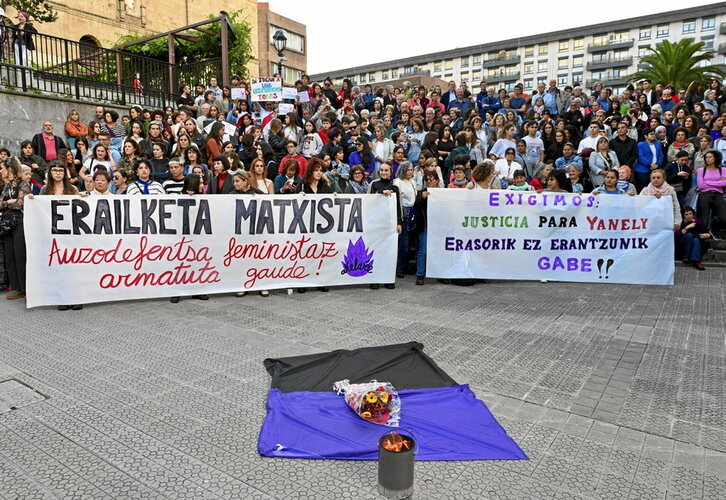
left=310, top=3, right=726, bottom=93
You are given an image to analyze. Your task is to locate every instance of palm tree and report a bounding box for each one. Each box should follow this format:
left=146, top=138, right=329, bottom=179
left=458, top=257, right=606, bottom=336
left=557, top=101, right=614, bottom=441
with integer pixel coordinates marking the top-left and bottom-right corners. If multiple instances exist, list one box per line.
left=630, top=38, right=726, bottom=90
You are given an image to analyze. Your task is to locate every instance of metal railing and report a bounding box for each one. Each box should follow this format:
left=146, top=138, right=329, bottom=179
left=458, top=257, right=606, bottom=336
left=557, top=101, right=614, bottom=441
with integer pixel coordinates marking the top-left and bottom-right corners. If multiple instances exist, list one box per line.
left=0, top=25, right=223, bottom=108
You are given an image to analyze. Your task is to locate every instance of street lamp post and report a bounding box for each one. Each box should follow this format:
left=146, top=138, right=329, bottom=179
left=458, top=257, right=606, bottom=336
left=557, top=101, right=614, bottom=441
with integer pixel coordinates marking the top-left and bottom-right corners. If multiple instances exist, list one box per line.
left=272, top=29, right=287, bottom=81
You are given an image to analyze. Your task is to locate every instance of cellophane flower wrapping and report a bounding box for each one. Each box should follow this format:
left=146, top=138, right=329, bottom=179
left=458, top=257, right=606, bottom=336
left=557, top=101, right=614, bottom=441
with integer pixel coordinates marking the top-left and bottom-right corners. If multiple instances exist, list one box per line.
left=333, top=379, right=401, bottom=427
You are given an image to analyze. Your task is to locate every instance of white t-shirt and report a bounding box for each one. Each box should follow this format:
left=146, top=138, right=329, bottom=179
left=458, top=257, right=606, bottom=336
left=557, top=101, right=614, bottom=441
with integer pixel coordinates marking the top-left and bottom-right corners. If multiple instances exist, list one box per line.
left=494, top=159, right=522, bottom=179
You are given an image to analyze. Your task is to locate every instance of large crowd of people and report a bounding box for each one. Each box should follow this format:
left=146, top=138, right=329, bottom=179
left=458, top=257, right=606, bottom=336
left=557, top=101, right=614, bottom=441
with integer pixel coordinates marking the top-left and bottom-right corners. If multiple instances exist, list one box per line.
left=1, top=73, right=726, bottom=305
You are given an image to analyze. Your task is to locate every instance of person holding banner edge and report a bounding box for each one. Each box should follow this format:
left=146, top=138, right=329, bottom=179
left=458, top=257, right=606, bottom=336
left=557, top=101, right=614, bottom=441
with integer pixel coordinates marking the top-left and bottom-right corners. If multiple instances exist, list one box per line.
left=0, top=157, right=30, bottom=300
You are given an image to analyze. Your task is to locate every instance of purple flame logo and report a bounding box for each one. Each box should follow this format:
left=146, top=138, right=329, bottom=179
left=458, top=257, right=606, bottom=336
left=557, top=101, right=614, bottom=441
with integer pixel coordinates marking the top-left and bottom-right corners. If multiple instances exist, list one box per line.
left=341, top=237, right=374, bottom=277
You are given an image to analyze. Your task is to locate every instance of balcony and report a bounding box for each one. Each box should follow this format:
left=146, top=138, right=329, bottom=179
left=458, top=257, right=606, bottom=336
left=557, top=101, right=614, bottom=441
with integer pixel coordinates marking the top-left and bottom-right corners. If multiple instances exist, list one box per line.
left=592, top=72, right=630, bottom=87
left=487, top=71, right=521, bottom=84
left=586, top=56, right=633, bottom=71
left=720, top=22, right=726, bottom=35
left=719, top=43, right=726, bottom=55
left=587, top=38, right=634, bottom=53
left=482, top=55, right=521, bottom=68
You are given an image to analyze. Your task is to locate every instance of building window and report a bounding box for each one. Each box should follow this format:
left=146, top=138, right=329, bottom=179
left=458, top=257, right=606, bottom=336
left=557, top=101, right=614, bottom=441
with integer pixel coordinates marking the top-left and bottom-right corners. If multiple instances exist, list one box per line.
left=524, top=46, right=534, bottom=57
left=444, top=59, right=453, bottom=70
left=504, top=82, right=517, bottom=92
left=369, top=72, right=376, bottom=82
left=473, top=55, right=481, bottom=65
left=591, top=70, right=606, bottom=81
left=381, top=71, right=388, bottom=81
left=537, top=61, right=548, bottom=72
left=434, top=62, right=442, bottom=73
left=444, top=73, right=453, bottom=78
left=487, top=68, right=498, bottom=78
left=683, top=20, right=696, bottom=34
left=592, top=35, right=607, bottom=46
left=701, top=37, right=714, bottom=50
left=572, top=73, right=583, bottom=84
left=460, top=75, right=468, bottom=84
left=269, top=26, right=305, bottom=53
left=612, top=68, right=628, bottom=78
left=558, top=75, right=568, bottom=86
left=538, top=44, right=548, bottom=55
left=359, top=74, right=366, bottom=83
left=558, top=41, right=569, bottom=52
left=614, top=49, right=629, bottom=60
left=557, top=57, right=568, bottom=70
left=638, top=46, right=651, bottom=57
left=573, top=38, right=584, bottom=51
left=702, top=18, right=715, bottom=31
left=613, top=31, right=629, bottom=42
left=523, top=79, right=533, bottom=90
left=524, top=63, right=533, bottom=74
left=472, top=69, right=481, bottom=81
left=573, top=55, right=584, bottom=68
left=639, top=27, right=651, bottom=40
left=391, top=68, right=398, bottom=78
left=592, top=51, right=607, bottom=63
left=657, top=25, right=669, bottom=38
left=461, top=57, right=469, bottom=68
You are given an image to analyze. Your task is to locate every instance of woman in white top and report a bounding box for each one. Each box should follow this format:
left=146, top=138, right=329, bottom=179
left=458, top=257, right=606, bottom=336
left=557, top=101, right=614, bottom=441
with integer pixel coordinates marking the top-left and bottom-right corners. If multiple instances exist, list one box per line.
left=393, top=161, right=417, bottom=281
left=80, top=143, right=115, bottom=180
left=249, top=158, right=274, bottom=194
left=489, top=123, right=517, bottom=159
left=493, top=147, right=522, bottom=187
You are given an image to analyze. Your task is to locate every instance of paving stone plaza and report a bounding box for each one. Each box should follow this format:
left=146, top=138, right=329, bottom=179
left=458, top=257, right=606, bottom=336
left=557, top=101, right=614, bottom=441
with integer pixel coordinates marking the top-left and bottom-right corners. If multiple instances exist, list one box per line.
left=0, top=268, right=724, bottom=499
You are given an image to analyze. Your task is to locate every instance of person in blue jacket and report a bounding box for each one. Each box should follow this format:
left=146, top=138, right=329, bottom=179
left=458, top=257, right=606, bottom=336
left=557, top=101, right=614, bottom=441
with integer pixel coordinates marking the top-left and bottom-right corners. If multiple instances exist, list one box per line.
left=476, top=84, right=500, bottom=119
left=634, top=128, right=664, bottom=192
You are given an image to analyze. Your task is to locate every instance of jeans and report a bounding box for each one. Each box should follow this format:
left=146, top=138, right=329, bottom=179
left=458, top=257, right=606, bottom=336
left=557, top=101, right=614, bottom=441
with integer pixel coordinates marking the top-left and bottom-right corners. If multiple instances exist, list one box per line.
left=397, top=227, right=409, bottom=274
left=4, top=217, right=26, bottom=292
left=679, top=233, right=703, bottom=262
left=416, top=231, right=427, bottom=277
left=697, top=190, right=726, bottom=234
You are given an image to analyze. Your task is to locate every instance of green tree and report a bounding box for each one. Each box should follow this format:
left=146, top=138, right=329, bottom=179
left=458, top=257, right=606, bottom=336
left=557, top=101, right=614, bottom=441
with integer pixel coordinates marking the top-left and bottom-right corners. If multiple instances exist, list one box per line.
left=2, top=0, right=57, bottom=23
left=630, top=38, right=726, bottom=89
left=116, top=9, right=254, bottom=79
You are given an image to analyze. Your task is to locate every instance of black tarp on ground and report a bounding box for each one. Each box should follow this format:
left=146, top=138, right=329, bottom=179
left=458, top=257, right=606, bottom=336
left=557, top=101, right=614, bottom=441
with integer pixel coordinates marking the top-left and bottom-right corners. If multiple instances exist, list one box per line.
left=263, top=341, right=457, bottom=392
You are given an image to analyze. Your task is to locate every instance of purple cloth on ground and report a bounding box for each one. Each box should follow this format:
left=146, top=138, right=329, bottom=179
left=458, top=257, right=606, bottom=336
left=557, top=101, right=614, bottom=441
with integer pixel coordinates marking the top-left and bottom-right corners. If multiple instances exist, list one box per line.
left=258, top=384, right=527, bottom=460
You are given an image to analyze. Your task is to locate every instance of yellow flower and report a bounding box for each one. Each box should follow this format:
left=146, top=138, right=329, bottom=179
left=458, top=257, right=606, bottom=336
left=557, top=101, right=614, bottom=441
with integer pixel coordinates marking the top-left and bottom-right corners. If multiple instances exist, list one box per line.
left=361, top=411, right=372, bottom=418
left=365, top=392, right=378, bottom=404
left=379, top=392, right=389, bottom=404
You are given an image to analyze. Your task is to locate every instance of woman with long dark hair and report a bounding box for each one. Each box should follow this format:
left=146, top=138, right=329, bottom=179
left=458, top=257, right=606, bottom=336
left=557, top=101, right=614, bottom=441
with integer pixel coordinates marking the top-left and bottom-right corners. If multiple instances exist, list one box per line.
left=205, top=121, right=225, bottom=160
left=696, top=150, right=726, bottom=237
left=0, top=157, right=30, bottom=300
left=349, top=138, right=376, bottom=178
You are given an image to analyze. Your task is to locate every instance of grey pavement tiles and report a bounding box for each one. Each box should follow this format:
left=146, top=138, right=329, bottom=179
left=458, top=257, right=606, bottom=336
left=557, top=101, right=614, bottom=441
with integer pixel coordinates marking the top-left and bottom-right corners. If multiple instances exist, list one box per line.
left=0, top=266, right=724, bottom=499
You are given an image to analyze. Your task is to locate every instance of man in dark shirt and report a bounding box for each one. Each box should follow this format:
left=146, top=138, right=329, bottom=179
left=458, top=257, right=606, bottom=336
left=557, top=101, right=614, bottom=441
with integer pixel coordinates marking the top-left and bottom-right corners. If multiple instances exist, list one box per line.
left=609, top=121, right=638, bottom=168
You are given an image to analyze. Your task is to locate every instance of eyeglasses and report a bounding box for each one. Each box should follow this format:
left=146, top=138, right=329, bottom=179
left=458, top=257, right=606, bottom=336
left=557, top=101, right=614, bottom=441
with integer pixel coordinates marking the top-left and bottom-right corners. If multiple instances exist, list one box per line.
left=353, top=172, right=363, bottom=175
left=50, top=168, right=66, bottom=173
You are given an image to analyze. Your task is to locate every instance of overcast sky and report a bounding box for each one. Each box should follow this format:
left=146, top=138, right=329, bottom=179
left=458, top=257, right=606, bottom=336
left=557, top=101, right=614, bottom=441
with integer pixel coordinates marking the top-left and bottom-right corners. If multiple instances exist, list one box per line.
left=265, top=0, right=721, bottom=75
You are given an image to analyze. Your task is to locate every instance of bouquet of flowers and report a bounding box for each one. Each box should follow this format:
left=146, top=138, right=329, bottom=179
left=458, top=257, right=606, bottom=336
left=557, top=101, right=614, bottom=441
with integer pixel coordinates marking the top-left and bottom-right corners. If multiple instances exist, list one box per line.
left=333, top=379, right=401, bottom=427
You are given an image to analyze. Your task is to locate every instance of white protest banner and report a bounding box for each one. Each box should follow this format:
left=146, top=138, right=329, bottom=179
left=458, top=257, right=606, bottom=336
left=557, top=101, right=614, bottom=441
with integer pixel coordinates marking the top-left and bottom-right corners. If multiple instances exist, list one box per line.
left=278, top=103, right=295, bottom=115
left=203, top=121, right=237, bottom=137
left=426, top=190, right=674, bottom=285
left=251, top=77, right=282, bottom=102
left=24, top=194, right=397, bottom=307
left=282, top=87, right=298, bottom=100
left=231, top=88, right=247, bottom=100
left=297, top=91, right=310, bottom=103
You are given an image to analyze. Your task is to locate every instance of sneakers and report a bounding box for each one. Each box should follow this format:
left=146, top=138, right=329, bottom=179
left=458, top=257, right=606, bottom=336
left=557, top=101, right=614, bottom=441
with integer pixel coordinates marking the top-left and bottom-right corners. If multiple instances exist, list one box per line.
left=6, top=291, right=25, bottom=300
left=260, top=290, right=270, bottom=297
left=236, top=291, right=247, bottom=297
left=193, top=295, right=209, bottom=301
left=384, top=283, right=395, bottom=289
left=710, top=231, right=720, bottom=241
left=396, top=272, right=405, bottom=278
left=70, top=304, right=83, bottom=310
left=694, top=262, right=705, bottom=271
left=170, top=296, right=180, bottom=303
left=416, top=276, right=424, bottom=285
left=318, top=286, right=329, bottom=292
left=370, top=284, right=380, bottom=290
left=57, top=305, right=70, bottom=311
